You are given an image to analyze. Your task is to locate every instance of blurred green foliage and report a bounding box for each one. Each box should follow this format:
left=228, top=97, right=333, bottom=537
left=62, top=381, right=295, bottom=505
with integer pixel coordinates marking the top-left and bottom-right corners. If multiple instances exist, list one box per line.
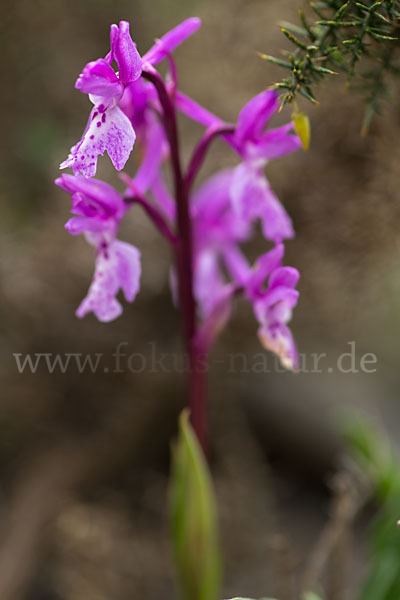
left=302, top=593, right=325, bottom=600
left=169, top=411, right=222, bottom=600
left=346, top=416, right=400, bottom=600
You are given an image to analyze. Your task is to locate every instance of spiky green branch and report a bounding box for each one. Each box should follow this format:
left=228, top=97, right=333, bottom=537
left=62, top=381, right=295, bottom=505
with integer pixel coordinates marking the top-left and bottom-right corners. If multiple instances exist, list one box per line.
left=262, top=0, right=400, bottom=130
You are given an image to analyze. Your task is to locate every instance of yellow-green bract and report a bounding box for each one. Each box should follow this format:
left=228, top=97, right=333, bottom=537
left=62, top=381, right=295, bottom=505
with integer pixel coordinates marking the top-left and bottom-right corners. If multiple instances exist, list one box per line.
left=292, top=111, right=311, bottom=151
left=169, top=410, right=222, bottom=600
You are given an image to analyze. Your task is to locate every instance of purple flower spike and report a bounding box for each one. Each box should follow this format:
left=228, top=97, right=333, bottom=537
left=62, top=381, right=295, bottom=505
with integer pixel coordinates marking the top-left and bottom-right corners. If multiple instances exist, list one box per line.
left=57, top=17, right=303, bottom=375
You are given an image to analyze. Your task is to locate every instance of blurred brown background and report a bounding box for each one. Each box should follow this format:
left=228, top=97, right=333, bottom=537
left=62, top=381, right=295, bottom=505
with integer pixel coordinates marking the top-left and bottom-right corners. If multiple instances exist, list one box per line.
left=1, top=0, right=400, bottom=598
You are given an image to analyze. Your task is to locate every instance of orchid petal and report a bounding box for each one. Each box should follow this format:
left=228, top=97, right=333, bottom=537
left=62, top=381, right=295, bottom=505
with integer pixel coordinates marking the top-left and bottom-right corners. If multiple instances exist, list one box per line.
left=247, top=244, right=285, bottom=297
left=76, top=245, right=123, bottom=321
left=230, top=162, right=293, bottom=243
left=195, top=284, right=234, bottom=353
left=260, top=186, right=294, bottom=243
left=150, top=173, right=176, bottom=220
left=76, top=240, right=141, bottom=322
left=175, top=91, right=222, bottom=128
left=60, top=104, right=136, bottom=177
left=248, top=124, right=302, bottom=160
left=114, top=240, right=141, bottom=302
left=110, top=21, right=142, bottom=85
left=120, top=78, right=157, bottom=129
left=235, top=90, right=279, bottom=146
left=255, top=287, right=299, bottom=323
left=75, top=59, right=123, bottom=98
left=143, top=18, right=202, bottom=66
left=258, top=322, right=299, bottom=370
left=194, top=249, right=226, bottom=319
left=268, top=266, right=300, bottom=291
left=65, top=215, right=111, bottom=235
left=55, top=174, right=124, bottom=216
left=192, top=170, right=251, bottom=246
left=221, top=245, right=251, bottom=286
left=191, top=169, right=235, bottom=217
left=132, top=121, right=166, bottom=194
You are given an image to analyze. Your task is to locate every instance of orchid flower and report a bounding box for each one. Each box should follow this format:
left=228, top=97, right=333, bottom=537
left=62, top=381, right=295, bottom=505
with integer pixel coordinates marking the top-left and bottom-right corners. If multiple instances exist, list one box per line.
left=60, top=18, right=201, bottom=178
left=55, top=174, right=141, bottom=321
left=223, top=243, right=300, bottom=370
left=230, top=90, right=301, bottom=243
left=60, top=22, right=142, bottom=177
left=176, top=89, right=301, bottom=242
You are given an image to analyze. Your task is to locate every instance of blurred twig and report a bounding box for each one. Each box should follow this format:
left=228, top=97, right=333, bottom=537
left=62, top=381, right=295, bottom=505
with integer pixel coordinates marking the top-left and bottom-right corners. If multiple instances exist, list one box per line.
left=301, top=470, right=367, bottom=597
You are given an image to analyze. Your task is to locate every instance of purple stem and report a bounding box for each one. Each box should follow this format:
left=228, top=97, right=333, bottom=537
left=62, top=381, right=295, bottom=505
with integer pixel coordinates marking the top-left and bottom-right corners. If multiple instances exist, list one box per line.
left=142, top=66, right=207, bottom=452
left=185, top=123, right=236, bottom=192
left=124, top=194, right=178, bottom=246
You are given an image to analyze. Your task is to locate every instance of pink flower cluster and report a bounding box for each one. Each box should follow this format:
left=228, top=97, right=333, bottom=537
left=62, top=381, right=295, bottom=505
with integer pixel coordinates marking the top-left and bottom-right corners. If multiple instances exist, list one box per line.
left=56, top=18, right=301, bottom=369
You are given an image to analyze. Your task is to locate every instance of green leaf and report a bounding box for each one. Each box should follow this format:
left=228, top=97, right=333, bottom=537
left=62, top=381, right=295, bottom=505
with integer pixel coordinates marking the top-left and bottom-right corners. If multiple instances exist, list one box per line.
left=316, top=20, right=360, bottom=27
left=335, top=1, right=351, bottom=20
left=281, top=28, right=309, bottom=51
left=299, top=88, right=318, bottom=103
left=312, top=65, right=338, bottom=75
left=258, top=53, right=293, bottom=69
left=369, top=32, right=397, bottom=41
left=169, top=410, right=222, bottom=600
